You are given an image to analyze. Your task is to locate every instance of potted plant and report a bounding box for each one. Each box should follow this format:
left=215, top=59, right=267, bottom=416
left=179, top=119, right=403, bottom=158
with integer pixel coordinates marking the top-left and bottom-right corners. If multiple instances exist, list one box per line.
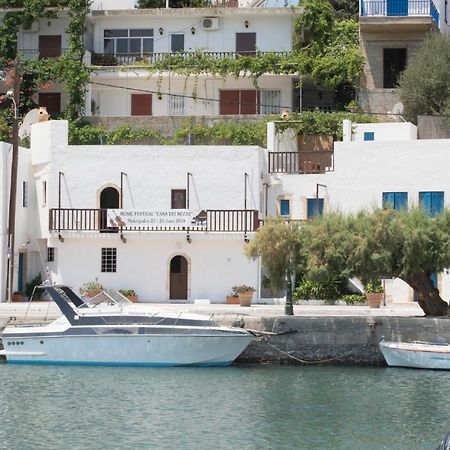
left=25, top=274, right=43, bottom=301
left=365, top=281, right=384, bottom=308
left=232, top=285, right=255, bottom=307
left=12, top=291, right=25, bottom=302
left=118, top=289, right=138, bottom=303
left=226, top=290, right=240, bottom=304
left=79, top=279, right=104, bottom=298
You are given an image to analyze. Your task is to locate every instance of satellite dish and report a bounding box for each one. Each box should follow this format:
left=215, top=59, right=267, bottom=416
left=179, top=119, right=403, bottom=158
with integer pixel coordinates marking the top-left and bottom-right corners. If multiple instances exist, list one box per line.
left=391, top=102, right=404, bottom=115
left=19, top=108, right=39, bottom=139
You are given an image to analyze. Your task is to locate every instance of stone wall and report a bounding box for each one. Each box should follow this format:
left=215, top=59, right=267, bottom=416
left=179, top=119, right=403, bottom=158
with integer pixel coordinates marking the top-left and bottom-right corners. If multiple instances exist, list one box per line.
left=84, top=115, right=266, bottom=138
left=236, top=316, right=450, bottom=365
left=417, top=116, right=450, bottom=139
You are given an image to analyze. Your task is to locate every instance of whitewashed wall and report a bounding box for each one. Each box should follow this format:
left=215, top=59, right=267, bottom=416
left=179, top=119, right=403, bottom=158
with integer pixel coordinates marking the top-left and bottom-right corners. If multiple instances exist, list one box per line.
left=27, top=120, right=262, bottom=302
left=91, top=8, right=298, bottom=54
left=348, top=122, right=417, bottom=142
left=268, top=130, right=450, bottom=302
left=91, top=74, right=294, bottom=116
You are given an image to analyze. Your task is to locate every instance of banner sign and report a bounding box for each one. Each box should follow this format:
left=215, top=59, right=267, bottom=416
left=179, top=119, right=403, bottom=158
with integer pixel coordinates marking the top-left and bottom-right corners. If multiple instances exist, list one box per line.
left=107, top=209, right=207, bottom=229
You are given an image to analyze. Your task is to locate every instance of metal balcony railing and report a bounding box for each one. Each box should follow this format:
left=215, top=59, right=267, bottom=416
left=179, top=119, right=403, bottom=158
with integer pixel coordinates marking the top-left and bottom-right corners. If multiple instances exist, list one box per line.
left=360, top=0, right=440, bottom=27
left=49, top=208, right=260, bottom=233
left=17, top=48, right=68, bottom=59
left=268, top=151, right=334, bottom=174
left=91, top=50, right=291, bottom=67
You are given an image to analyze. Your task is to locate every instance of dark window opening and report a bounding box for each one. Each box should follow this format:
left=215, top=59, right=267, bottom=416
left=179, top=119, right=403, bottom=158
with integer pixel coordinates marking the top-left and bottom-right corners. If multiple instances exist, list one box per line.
left=171, top=189, right=186, bottom=209
left=171, top=34, right=185, bottom=52
left=38, top=93, right=61, bottom=118
left=383, top=48, right=407, bottom=88
left=236, top=32, right=256, bottom=56
left=101, top=247, right=117, bottom=273
left=47, top=247, right=55, bottom=262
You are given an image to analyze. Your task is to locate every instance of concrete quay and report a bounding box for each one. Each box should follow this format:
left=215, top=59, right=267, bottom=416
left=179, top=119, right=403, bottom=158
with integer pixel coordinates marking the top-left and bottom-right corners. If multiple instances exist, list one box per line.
left=3, top=302, right=449, bottom=365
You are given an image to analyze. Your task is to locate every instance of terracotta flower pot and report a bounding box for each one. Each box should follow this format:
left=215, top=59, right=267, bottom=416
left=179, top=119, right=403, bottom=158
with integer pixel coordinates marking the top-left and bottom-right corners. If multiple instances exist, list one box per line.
left=226, top=295, right=240, bottom=304
left=239, top=292, right=254, bottom=307
left=12, top=292, right=25, bottom=302
left=367, top=292, right=384, bottom=308
left=126, top=295, right=138, bottom=303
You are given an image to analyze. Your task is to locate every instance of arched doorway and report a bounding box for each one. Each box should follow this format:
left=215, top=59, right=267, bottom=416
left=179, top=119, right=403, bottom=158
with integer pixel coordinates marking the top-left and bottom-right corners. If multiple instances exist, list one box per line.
left=170, top=255, right=188, bottom=300
left=100, top=186, right=120, bottom=232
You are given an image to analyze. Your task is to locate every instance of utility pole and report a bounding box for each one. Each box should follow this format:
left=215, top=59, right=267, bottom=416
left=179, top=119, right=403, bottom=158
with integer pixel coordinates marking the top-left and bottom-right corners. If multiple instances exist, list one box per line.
left=5, top=60, right=20, bottom=302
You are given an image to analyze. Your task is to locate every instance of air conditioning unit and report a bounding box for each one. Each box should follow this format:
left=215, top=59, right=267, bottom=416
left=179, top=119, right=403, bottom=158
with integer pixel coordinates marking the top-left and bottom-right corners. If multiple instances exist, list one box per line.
left=202, top=17, right=220, bottom=31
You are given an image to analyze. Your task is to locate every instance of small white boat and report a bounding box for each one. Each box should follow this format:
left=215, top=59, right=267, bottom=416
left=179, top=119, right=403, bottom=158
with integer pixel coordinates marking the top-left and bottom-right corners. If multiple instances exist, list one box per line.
left=0, top=285, right=253, bottom=367
left=379, top=339, right=450, bottom=370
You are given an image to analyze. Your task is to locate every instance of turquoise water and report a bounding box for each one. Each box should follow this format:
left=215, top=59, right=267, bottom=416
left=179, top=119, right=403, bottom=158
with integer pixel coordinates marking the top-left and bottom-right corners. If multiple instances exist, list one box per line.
left=0, top=364, right=449, bottom=450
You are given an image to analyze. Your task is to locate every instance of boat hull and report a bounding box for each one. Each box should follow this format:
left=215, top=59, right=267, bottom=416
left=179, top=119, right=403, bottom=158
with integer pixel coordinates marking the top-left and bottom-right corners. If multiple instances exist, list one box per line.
left=2, top=332, right=253, bottom=367
left=379, top=340, right=450, bottom=370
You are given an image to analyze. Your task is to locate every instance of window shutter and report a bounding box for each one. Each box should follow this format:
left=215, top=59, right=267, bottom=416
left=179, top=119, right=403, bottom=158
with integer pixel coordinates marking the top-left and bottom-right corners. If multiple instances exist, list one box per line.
left=39, top=35, right=62, bottom=58
left=432, top=192, right=444, bottom=216
left=240, top=90, right=259, bottom=115
left=220, top=90, right=240, bottom=115
left=38, top=93, right=61, bottom=117
left=236, top=33, right=256, bottom=56
left=131, top=94, right=152, bottom=116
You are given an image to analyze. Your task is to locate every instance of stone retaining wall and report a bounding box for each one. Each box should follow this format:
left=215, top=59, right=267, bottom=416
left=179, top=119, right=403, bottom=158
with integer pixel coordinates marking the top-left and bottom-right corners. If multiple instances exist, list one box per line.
left=236, top=316, right=450, bottom=365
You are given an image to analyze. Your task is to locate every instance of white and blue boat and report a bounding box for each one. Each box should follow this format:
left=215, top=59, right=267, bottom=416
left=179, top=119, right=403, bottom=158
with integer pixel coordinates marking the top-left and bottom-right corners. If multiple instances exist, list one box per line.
left=0, top=285, right=253, bottom=367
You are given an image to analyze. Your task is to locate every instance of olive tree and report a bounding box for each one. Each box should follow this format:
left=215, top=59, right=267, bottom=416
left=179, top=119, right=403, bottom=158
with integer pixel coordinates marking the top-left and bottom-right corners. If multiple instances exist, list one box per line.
left=398, top=33, right=450, bottom=123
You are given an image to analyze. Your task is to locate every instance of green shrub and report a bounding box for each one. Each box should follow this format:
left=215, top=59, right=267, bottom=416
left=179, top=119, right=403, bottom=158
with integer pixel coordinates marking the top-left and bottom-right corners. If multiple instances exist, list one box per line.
left=293, top=278, right=345, bottom=302
left=340, top=294, right=366, bottom=305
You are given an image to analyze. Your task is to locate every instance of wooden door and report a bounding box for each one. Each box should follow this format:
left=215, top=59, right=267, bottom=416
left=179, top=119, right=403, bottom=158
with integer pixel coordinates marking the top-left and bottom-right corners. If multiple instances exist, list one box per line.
left=38, top=93, right=61, bottom=117
left=170, top=256, right=188, bottom=300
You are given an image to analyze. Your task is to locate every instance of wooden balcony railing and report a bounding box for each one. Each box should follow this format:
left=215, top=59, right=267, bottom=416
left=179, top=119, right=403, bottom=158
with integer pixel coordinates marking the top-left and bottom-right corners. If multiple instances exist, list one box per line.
left=91, top=50, right=291, bottom=67
left=268, top=151, right=334, bottom=174
left=49, top=208, right=260, bottom=233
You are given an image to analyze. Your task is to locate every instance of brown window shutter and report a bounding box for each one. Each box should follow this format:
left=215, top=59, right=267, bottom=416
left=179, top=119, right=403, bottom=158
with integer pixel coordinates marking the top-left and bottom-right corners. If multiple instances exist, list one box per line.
left=220, top=90, right=240, bottom=115
left=131, top=94, right=152, bottom=116
left=38, top=93, right=61, bottom=117
left=39, top=35, right=62, bottom=58
left=236, top=33, right=256, bottom=56
left=240, top=90, right=259, bottom=115
left=171, top=189, right=187, bottom=209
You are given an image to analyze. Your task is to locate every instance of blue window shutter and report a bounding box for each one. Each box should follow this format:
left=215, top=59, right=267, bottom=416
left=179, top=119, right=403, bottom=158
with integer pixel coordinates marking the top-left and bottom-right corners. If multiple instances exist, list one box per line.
left=419, top=192, right=432, bottom=215
left=430, top=272, right=438, bottom=288
left=431, top=192, right=444, bottom=216
left=382, top=192, right=395, bottom=208
left=307, top=199, right=324, bottom=219
left=395, top=192, right=408, bottom=210
left=280, top=199, right=290, bottom=216
left=364, top=132, right=375, bottom=141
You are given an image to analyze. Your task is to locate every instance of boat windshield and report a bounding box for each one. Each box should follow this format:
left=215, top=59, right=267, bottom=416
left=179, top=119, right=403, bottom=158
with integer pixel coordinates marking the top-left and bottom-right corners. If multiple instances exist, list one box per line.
left=83, top=290, right=132, bottom=308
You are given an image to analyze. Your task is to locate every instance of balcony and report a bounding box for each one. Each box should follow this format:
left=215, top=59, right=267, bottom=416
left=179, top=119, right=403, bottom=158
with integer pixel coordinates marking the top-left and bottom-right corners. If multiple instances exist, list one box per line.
left=268, top=151, right=334, bottom=174
left=360, top=0, right=439, bottom=30
left=49, top=209, right=260, bottom=233
left=91, top=50, right=291, bottom=67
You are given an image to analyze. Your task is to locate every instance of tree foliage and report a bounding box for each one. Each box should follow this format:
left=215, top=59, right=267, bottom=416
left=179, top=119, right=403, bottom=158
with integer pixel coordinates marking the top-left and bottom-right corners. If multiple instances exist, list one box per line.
left=293, top=0, right=363, bottom=89
left=248, top=209, right=450, bottom=315
left=398, top=33, right=450, bottom=123
left=245, top=219, right=305, bottom=290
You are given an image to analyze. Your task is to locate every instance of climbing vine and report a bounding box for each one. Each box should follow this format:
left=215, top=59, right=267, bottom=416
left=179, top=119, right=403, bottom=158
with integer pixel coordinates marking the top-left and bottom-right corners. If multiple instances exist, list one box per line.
left=0, top=0, right=91, bottom=128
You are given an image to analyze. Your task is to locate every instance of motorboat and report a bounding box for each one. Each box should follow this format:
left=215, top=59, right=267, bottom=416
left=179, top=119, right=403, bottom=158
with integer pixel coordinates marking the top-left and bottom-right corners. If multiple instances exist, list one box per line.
left=379, top=338, right=450, bottom=370
left=0, top=285, right=254, bottom=367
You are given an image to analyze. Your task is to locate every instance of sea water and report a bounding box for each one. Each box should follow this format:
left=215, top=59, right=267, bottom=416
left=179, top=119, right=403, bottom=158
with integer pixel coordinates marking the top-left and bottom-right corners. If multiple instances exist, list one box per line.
left=0, top=364, right=449, bottom=450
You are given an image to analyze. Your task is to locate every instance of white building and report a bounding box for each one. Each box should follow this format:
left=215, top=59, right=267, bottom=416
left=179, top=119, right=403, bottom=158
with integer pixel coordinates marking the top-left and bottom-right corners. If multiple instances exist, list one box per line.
left=8, top=3, right=301, bottom=118
left=3, top=118, right=449, bottom=304
left=267, top=119, right=450, bottom=302
left=3, top=119, right=263, bottom=302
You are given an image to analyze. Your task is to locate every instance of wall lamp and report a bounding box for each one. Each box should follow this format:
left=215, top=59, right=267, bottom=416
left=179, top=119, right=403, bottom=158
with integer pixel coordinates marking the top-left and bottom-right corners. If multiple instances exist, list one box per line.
left=159, top=27, right=164, bottom=35
left=244, top=20, right=249, bottom=28
left=186, top=233, right=192, bottom=244
left=191, top=26, right=196, bottom=35
left=244, top=234, right=249, bottom=243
